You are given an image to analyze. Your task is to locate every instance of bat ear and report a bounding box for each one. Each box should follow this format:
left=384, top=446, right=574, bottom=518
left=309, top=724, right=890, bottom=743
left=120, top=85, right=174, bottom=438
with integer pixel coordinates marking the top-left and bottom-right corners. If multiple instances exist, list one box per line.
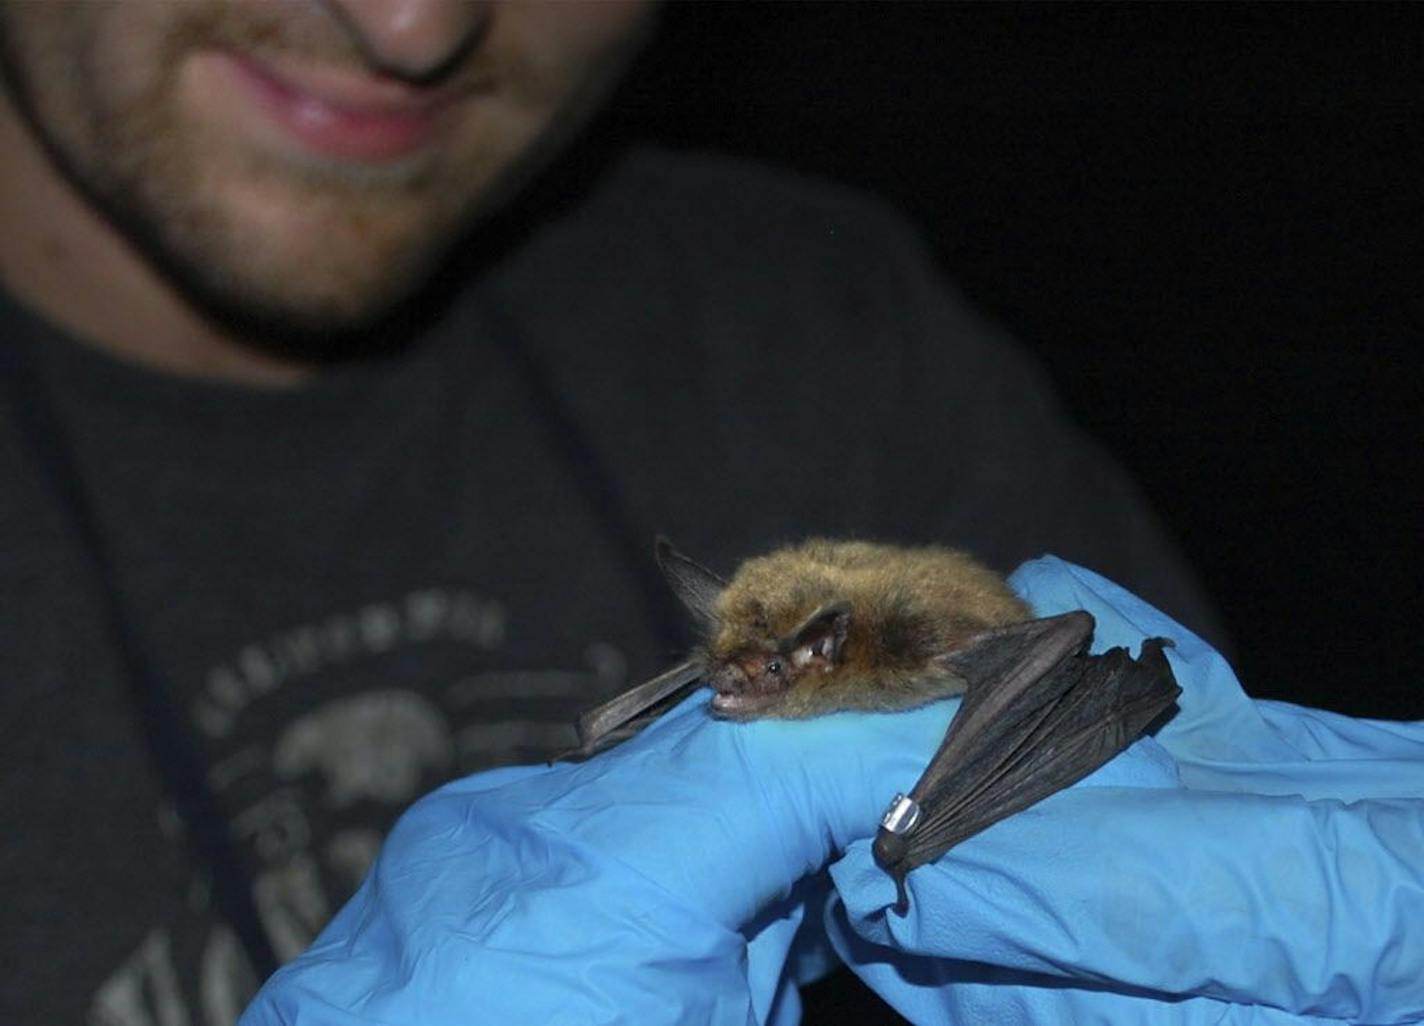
left=783, top=601, right=851, bottom=669
left=655, top=537, right=727, bottom=631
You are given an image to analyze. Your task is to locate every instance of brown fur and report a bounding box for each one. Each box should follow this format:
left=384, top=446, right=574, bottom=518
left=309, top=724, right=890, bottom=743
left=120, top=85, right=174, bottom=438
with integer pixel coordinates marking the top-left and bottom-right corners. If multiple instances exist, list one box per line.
left=707, top=539, right=1029, bottom=718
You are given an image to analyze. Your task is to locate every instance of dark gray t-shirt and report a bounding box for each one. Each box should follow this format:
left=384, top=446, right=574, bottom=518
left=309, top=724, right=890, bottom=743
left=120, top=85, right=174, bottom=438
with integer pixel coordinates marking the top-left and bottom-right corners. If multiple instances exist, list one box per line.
left=0, top=147, right=1217, bottom=1026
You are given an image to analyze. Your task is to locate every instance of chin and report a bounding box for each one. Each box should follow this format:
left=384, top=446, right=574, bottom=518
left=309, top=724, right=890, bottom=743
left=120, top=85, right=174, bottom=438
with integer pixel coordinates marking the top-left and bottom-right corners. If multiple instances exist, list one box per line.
left=168, top=260, right=442, bottom=362
left=141, top=199, right=473, bottom=359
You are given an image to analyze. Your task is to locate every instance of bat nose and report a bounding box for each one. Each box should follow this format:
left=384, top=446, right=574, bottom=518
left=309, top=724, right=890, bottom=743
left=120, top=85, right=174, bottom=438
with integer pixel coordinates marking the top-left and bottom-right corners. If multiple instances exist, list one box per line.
left=710, top=664, right=748, bottom=694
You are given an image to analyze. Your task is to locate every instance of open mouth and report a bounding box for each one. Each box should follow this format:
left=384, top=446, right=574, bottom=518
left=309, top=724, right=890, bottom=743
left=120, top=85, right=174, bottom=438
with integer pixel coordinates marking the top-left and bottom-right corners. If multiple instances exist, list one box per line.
left=710, top=690, right=783, bottom=719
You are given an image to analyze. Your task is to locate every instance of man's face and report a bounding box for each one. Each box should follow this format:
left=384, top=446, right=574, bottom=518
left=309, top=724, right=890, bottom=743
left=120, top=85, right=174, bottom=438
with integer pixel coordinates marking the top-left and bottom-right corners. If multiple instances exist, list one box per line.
left=0, top=1, right=650, bottom=341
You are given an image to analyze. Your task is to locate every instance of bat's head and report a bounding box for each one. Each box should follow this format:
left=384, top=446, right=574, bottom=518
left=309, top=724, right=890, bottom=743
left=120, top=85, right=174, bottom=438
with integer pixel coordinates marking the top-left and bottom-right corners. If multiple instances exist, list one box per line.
left=702, top=601, right=851, bottom=719
left=655, top=537, right=853, bottom=719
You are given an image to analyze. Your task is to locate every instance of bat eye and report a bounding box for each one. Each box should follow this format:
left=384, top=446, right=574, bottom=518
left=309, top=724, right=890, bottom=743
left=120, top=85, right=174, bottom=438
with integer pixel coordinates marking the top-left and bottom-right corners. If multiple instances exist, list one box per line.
left=767, top=659, right=783, bottom=675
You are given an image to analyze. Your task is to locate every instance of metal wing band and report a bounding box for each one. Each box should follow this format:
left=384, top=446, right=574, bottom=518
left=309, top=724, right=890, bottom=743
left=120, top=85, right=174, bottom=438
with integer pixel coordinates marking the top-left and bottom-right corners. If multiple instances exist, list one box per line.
left=872, top=613, right=1181, bottom=914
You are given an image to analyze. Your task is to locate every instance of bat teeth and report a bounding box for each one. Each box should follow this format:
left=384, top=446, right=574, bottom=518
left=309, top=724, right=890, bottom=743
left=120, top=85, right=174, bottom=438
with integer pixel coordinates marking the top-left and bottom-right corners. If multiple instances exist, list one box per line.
left=710, top=690, right=777, bottom=718
left=710, top=692, right=749, bottom=717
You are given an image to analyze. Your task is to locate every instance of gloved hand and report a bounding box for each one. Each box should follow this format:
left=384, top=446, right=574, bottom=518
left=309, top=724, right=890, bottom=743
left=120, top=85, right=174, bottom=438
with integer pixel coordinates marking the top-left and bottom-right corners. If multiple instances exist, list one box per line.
left=827, top=556, right=1424, bottom=1025
left=238, top=663, right=961, bottom=1025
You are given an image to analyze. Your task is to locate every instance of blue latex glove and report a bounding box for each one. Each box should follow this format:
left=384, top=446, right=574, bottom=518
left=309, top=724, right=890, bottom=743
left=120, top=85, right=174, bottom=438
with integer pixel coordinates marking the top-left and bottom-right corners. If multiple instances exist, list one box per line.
left=238, top=668, right=961, bottom=1025
left=827, top=556, right=1424, bottom=1025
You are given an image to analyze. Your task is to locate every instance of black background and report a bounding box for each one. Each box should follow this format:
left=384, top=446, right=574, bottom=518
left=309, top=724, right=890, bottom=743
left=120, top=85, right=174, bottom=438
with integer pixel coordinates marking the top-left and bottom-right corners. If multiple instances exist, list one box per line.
left=602, top=3, right=1423, bottom=722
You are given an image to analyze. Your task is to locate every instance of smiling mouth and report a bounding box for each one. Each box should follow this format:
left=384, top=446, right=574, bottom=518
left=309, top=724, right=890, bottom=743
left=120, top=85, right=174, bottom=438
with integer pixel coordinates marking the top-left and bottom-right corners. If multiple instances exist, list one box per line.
left=213, top=48, right=480, bottom=164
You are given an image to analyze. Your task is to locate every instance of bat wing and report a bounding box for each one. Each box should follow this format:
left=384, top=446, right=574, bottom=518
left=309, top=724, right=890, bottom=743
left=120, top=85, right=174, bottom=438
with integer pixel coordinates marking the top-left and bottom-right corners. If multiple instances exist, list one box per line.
left=872, top=611, right=1181, bottom=913
left=557, top=658, right=705, bottom=761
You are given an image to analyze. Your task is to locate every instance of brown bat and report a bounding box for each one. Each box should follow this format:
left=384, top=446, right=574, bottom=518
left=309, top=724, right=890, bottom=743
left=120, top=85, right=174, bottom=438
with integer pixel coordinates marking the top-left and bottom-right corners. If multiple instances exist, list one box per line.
left=565, top=537, right=1180, bottom=913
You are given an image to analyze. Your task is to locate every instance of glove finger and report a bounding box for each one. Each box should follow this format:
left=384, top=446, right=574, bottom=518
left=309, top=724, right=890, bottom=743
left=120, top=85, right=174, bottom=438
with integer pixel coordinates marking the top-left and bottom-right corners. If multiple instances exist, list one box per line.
left=834, top=783, right=1424, bottom=1023
left=730, top=698, right=961, bottom=858
left=830, top=902, right=1341, bottom=1026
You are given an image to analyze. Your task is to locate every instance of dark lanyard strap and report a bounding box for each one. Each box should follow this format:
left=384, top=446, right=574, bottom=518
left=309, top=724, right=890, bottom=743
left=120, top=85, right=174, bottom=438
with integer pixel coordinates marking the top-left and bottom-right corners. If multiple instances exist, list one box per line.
left=0, top=338, right=279, bottom=980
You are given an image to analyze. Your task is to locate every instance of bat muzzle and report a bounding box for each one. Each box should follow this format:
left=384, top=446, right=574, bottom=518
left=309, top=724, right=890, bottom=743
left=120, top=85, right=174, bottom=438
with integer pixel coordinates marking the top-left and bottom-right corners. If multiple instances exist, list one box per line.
left=708, top=662, right=788, bottom=719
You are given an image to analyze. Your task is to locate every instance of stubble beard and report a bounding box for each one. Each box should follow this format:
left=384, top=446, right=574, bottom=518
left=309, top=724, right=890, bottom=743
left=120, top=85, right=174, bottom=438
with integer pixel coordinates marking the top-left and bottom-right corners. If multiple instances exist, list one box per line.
left=1, top=8, right=529, bottom=362
left=101, top=100, right=483, bottom=359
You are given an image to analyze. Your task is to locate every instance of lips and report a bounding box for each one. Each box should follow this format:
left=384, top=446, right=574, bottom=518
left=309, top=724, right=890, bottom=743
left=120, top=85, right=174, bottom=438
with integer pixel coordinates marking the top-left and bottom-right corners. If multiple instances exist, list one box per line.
left=217, top=49, right=465, bottom=163
left=710, top=689, right=782, bottom=719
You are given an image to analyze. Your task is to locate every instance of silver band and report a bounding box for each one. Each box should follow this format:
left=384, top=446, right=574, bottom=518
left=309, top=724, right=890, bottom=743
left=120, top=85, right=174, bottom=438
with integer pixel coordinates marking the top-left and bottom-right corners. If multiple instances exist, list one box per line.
left=879, top=793, right=921, bottom=834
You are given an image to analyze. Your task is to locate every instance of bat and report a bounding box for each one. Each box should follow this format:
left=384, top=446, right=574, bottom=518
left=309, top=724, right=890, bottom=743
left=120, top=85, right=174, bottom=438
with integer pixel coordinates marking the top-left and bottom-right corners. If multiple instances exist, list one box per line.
left=564, top=537, right=1181, bottom=913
